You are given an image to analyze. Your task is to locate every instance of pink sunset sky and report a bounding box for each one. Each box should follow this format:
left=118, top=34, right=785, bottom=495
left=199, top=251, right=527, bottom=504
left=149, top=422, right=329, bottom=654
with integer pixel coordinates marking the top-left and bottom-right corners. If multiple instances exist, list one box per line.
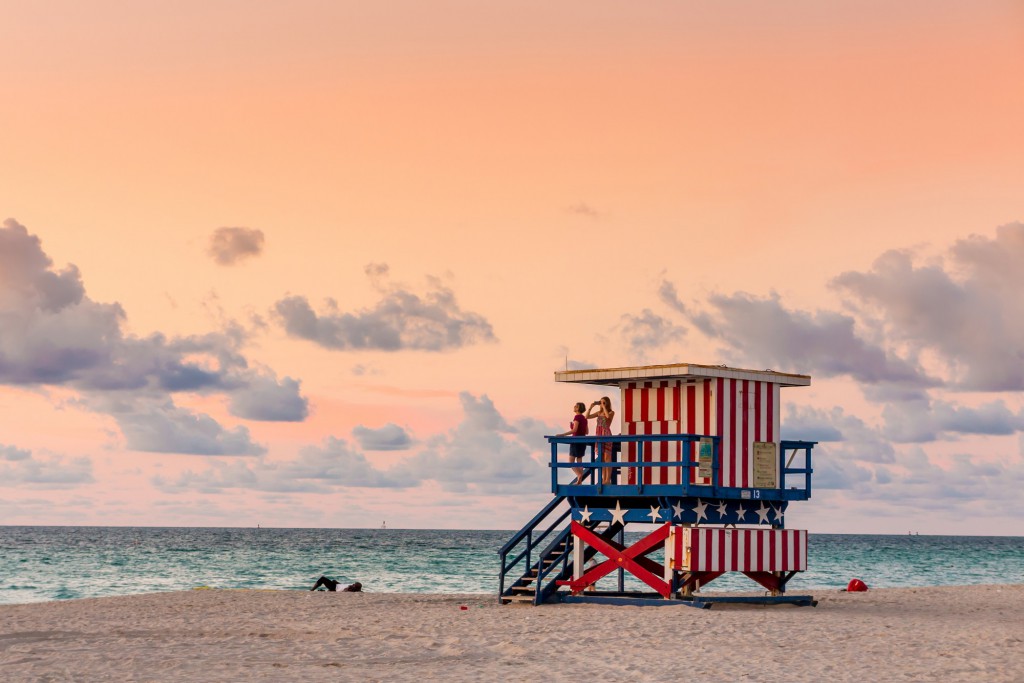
left=2, top=1, right=1023, bottom=534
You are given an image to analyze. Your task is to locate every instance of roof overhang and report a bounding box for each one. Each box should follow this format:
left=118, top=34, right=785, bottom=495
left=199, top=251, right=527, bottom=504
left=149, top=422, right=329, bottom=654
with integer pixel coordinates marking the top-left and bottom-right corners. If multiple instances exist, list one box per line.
left=554, top=363, right=811, bottom=387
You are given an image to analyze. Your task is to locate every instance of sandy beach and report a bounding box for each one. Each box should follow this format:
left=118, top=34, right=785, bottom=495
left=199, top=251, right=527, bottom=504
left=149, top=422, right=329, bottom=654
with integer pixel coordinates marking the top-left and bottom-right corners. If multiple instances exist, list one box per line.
left=1, top=585, right=1021, bottom=682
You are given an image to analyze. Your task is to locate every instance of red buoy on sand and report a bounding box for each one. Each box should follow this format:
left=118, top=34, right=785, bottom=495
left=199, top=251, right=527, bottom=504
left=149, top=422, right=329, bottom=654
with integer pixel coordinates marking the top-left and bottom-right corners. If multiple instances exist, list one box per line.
left=846, top=578, right=868, bottom=592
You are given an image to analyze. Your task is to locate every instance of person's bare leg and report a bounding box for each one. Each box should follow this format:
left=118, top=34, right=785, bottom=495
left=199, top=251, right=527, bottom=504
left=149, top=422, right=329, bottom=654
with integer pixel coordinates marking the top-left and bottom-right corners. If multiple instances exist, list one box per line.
left=311, top=576, right=339, bottom=591
left=602, top=445, right=613, bottom=484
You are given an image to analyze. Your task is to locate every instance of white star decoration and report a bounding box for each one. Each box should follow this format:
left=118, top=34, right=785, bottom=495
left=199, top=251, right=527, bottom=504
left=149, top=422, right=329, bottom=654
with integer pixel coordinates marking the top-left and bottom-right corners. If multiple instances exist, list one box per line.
left=734, top=504, right=747, bottom=521
left=715, top=501, right=729, bottom=519
left=691, top=499, right=709, bottom=523
left=647, top=506, right=662, bottom=523
left=609, top=500, right=627, bottom=526
left=671, top=501, right=685, bottom=520
left=755, top=502, right=771, bottom=524
left=578, top=506, right=593, bottom=524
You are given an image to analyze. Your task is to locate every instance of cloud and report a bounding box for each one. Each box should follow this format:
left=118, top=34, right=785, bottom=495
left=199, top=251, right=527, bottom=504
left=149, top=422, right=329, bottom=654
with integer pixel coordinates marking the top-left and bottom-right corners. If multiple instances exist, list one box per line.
left=0, top=219, right=308, bottom=455
left=882, top=399, right=1024, bottom=443
left=812, top=455, right=874, bottom=490
left=1, top=444, right=32, bottom=461
left=352, top=423, right=413, bottom=451
left=152, top=392, right=556, bottom=495
left=0, top=443, right=93, bottom=487
left=784, top=405, right=896, bottom=463
left=0, top=219, right=86, bottom=311
left=0, top=220, right=124, bottom=386
left=781, top=403, right=1024, bottom=519
left=153, top=437, right=418, bottom=493
left=935, top=400, right=1024, bottom=435
left=690, top=291, right=935, bottom=394
left=659, top=224, right=1024, bottom=396
left=274, top=264, right=496, bottom=352
left=781, top=406, right=843, bottom=442
left=854, top=448, right=1024, bottom=513
left=405, top=393, right=553, bottom=494
left=565, top=202, right=601, bottom=219
left=613, top=309, right=685, bottom=361
left=833, top=223, right=1024, bottom=390
left=207, top=227, right=265, bottom=266
left=106, top=399, right=266, bottom=455
left=616, top=226, right=1024, bottom=523
left=153, top=460, right=311, bottom=494
left=228, top=373, right=309, bottom=422
left=657, top=279, right=687, bottom=315
left=283, top=438, right=417, bottom=487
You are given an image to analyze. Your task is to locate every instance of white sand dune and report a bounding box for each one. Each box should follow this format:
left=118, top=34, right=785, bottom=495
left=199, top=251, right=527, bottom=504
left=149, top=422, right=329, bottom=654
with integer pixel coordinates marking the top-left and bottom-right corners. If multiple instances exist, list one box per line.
left=1, top=585, right=1022, bottom=682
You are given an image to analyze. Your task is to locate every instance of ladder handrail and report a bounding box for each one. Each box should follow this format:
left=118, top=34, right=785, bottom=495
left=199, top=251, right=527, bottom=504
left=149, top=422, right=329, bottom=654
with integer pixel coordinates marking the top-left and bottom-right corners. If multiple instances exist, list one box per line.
left=502, top=507, right=570, bottom=574
left=533, top=525, right=575, bottom=605
left=499, top=494, right=565, bottom=555
left=499, top=493, right=573, bottom=601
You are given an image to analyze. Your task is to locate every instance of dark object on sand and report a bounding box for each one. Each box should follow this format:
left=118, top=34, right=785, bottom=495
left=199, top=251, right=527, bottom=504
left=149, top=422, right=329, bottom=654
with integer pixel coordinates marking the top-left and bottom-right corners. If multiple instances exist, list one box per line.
left=311, top=577, right=362, bottom=592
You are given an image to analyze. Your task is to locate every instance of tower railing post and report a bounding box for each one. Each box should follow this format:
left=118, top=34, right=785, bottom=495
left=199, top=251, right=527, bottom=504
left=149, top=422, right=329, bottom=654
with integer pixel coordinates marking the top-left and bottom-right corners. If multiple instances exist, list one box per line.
left=806, top=445, right=813, bottom=497
left=550, top=441, right=558, bottom=492
left=713, top=437, right=720, bottom=490
left=637, top=440, right=645, bottom=494
left=780, top=445, right=787, bottom=491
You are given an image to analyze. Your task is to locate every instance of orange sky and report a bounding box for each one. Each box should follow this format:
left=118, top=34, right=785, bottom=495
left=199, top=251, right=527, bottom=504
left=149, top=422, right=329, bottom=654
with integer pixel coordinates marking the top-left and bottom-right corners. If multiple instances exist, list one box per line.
left=1, top=1, right=1023, bottom=533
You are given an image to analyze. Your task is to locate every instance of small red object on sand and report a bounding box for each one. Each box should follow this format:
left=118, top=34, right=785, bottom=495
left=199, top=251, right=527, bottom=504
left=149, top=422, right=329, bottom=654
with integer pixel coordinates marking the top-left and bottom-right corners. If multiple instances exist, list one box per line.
left=460, top=605, right=468, bottom=610
left=846, top=578, right=868, bottom=592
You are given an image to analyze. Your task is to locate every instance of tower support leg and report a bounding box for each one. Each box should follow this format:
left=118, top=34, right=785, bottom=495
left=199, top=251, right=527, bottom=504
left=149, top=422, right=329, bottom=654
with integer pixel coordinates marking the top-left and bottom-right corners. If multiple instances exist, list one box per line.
left=557, top=521, right=672, bottom=597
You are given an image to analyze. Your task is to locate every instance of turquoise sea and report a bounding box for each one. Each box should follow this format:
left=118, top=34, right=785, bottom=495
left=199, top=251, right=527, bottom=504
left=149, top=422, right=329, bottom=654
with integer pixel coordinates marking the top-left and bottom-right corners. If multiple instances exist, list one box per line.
left=1, top=527, right=1022, bottom=605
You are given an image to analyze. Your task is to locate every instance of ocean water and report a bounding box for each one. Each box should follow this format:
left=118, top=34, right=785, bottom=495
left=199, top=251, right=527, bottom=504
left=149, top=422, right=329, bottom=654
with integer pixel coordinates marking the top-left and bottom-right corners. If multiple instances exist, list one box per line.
left=1, top=526, right=1022, bottom=605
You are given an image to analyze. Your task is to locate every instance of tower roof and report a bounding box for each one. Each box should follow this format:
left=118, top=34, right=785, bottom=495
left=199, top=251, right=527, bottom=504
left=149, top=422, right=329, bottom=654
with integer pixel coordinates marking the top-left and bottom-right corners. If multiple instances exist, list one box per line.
left=554, top=362, right=811, bottom=387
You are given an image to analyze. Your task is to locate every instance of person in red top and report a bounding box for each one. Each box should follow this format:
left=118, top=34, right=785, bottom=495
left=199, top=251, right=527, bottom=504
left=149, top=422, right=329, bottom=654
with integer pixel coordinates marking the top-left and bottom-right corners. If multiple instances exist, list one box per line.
left=558, top=402, right=589, bottom=484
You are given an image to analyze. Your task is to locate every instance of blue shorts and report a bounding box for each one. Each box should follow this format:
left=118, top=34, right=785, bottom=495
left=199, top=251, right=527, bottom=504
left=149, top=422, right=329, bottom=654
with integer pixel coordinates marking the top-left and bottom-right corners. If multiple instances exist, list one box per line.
left=569, top=443, right=587, bottom=459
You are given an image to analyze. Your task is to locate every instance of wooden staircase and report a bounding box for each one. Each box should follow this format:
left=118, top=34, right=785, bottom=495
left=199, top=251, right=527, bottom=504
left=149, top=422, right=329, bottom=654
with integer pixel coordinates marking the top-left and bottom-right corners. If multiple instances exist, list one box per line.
left=502, top=538, right=570, bottom=604
left=500, top=522, right=624, bottom=605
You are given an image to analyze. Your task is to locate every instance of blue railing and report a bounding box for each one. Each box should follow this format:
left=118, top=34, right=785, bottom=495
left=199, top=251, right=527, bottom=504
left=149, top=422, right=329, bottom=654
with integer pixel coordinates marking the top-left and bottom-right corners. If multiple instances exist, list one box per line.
left=780, top=440, right=814, bottom=498
left=497, top=495, right=570, bottom=603
left=546, top=434, right=815, bottom=501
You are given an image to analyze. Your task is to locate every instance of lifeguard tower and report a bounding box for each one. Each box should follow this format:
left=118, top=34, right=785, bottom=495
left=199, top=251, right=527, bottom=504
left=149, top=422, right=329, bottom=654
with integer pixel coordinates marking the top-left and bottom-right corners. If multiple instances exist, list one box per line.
left=498, top=363, right=817, bottom=607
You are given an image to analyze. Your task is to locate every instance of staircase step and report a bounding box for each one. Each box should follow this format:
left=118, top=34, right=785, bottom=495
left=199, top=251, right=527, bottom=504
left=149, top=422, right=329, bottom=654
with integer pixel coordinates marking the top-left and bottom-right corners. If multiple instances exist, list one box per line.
left=503, top=595, right=536, bottom=603
left=511, top=586, right=535, bottom=594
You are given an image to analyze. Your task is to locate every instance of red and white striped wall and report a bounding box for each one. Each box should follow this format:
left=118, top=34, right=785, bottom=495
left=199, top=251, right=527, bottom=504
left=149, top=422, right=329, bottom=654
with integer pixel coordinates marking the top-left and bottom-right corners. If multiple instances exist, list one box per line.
left=624, top=421, right=682, bottom=485
left=623, top=380, right=680, bottom=422
left=670, top=527, right=807, bottom=573
left=712, top=377, right=781, bottom=489
left=620, top=378, right=781, bottom=488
